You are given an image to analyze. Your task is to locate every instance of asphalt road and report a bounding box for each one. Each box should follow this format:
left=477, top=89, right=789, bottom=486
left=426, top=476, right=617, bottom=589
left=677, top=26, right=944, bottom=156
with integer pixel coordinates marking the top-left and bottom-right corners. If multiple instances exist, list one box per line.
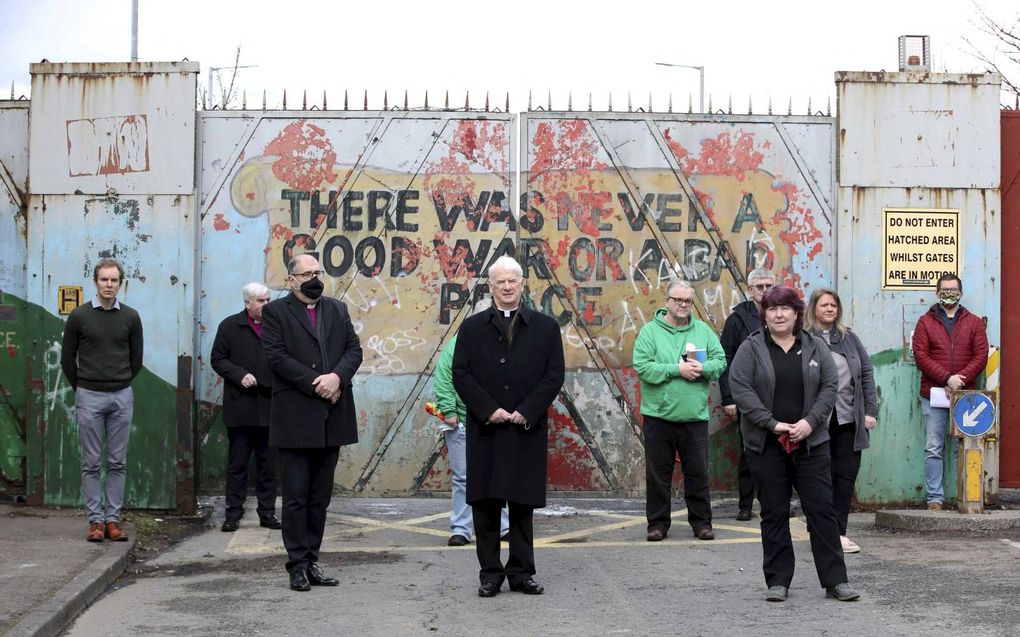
left=61, top=497, right=1020, bottom=636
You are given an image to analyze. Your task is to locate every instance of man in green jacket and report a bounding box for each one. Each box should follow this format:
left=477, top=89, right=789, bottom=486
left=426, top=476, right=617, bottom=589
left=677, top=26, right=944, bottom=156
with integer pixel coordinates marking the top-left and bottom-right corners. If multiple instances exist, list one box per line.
left=633, top=279, right=725, bottom=542
left=433, top=298, right=508, bottom=547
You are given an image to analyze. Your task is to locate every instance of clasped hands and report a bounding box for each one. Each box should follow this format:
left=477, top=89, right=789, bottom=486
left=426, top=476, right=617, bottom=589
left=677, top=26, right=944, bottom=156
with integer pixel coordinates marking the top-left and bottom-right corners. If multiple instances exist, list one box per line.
left=774, top=419, right=812, bottom=444
left=312, top=373, right=342, bottom=404
left=488, top=408, right=527, bottom=426
left=678, top=360, right=703, bottom=381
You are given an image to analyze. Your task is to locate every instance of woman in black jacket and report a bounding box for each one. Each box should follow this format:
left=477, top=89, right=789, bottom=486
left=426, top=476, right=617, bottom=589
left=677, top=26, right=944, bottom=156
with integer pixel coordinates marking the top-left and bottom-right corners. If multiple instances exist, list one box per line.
left=806, top=287, right=878, bottom=555
left=729, top=286, right=859, bottom=603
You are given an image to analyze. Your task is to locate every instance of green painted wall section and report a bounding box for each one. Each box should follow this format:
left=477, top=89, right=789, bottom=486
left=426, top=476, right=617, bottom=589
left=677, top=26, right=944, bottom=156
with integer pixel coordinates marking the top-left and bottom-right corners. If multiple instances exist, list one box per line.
left=0, top=292, right=27, bottom=495
left=856, top=348, right=955, bottom=507
left=197, top=404, right=228, bottom=495
left=19, top=295, right=178, bottom=509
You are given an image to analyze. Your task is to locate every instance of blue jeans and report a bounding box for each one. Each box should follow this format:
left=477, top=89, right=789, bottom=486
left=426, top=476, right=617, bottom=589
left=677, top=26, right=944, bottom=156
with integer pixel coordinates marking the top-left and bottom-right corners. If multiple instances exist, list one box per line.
left=920, top=397, right=956, bottom=504
left=75, top=387, right=133, bottom=523
left=445, top=426, right=507, bottom=539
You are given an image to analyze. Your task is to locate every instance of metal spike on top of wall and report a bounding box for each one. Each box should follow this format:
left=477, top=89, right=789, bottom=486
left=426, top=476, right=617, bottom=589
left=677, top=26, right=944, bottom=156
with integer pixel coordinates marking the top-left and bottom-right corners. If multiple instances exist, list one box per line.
left=241, top=91, right=247, bottom=110
left=708, top=94, right=713, bottom=114
left=688, top=94, right=693, bottom=114
left=827, top=97, right=831, bottom=116
left=444, top=91, right=449, bottom=110
left=588, top=92, right=593, bottom=112
left=648, top=93, right=653, bottom=113
left=262, top=90, right=267, bottom=110
left=727, top=95, right=732, bottom=115
left=528, top=91, right=532, bottom=112
left=424, top=91, right=429, bottom=110
left=547, top=91, right=551, bottom=111
left=787, top=97, right=792, bottom=116
left=505, top=93, right=510, bottom=113
left=807, top=97, right=812, bottom=116
left=768, top=95, right=773, bottom=115
left=485, top=92, right=490, bottom=112
left=608, top=93, right=612, bottom=112
left=302, top=90, right=307, bottom=110
left=627, top=93, right=632, bottom=112
left=283, top=90, right=287, bottom=110
left=343, top=90, right=348, bottom=111
left=668, top=93, right=673, bottom=114
left=9, top=81, right=13, bottom=100
left=323, top=91, right=327, bottom=110
left=748, top=96, right=752, bottom=115
left=363, top=90, right=368, bottom=111
left=383, top=91, right=388, bottom=110
left=404, top=91, right=408, bottom=111
left=465, top=91, right=470, bottom=111
left=567, top=92, right=572, bottom=111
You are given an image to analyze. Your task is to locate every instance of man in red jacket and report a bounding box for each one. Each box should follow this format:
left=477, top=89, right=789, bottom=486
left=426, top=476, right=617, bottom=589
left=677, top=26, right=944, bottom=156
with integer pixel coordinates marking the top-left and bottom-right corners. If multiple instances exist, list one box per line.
left=911, top=274, right=988, bottom=510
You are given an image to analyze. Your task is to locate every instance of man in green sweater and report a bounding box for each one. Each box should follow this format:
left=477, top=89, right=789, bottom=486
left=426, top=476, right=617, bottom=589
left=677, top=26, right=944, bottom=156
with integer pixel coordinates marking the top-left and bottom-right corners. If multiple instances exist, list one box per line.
left=61, top=259, right=144, bottom=542
left=633, top=279, right=725, bottom=542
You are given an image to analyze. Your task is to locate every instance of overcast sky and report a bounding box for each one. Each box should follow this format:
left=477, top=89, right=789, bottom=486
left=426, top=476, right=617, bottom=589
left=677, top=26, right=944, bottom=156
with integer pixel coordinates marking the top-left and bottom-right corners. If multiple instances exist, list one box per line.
left=1, top=0, right=1017, bottom=112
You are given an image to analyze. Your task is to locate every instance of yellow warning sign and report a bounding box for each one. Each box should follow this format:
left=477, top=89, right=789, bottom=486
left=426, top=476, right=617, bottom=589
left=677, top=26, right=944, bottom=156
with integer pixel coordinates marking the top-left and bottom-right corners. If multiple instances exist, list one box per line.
left=882, top=208, right=960, bottom=290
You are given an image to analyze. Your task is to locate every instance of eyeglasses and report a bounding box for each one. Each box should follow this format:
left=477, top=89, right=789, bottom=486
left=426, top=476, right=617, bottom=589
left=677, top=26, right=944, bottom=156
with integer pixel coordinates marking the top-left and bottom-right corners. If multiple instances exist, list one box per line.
left=667, top=297, right=694, bottom=306
left=291, top=270, right=323, bottom=281
left=751, top=283, right=774, bottom=292
left=492, top=279, right=521, bottom=289
left=938, top=287, right=960, bottom=294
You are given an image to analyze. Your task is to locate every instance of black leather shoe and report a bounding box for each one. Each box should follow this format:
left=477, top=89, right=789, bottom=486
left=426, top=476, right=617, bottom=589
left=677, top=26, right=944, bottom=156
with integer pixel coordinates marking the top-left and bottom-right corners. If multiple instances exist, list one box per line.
left=695, top=527, right=715, bottom=540
left=307, top=563, right=339, bottom=586
left=289, top=569, right=311, bottom=592
left=259, top=514, right=283, bottom=530
left=509, top=578, right=544, bottom=595
left=736, top=509, right=752, bottom=521
left=221, top=519, right=240, bottom=532
left=448, top=534, right=469, bottom=546
left=826, top=583, right=860, bottom=601
left=478, top=582, right=501, bottom=597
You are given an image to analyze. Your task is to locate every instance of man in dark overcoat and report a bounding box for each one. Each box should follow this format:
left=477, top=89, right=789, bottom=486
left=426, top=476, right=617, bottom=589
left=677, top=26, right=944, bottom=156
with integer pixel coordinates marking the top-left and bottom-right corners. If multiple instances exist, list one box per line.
left=453, top=255, right=565, bottom=598
left=211, top=281, right=281, bottom=532
left=261, top=254, right=363, bottom=592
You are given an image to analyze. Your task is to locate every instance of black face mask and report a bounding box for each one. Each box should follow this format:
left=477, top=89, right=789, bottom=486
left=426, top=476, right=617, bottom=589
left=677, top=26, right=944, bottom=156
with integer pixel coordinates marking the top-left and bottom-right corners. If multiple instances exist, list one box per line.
left=299, top=277, right=324, bottom=301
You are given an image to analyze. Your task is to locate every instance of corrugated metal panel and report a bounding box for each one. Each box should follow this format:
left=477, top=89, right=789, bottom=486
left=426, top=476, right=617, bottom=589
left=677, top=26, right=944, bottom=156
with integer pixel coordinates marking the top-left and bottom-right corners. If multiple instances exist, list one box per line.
left=1000, top=110, right=1020, bottom=487
left=23, top=63, right=198, bottom=508
left=837, top=72, right=1000, bottom=189
left=28, top=62, right=199, bottom=195
left=836, top=72, right=1002, bottom=506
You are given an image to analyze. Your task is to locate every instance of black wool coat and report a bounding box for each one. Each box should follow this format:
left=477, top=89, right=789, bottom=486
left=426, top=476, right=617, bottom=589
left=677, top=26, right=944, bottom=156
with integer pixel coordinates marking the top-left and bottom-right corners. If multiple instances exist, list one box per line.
left=452, top=304, right=565, bottom=508
left=261, top=293, right=363, bottom=449
left=210, top=309, right=272, bottom=428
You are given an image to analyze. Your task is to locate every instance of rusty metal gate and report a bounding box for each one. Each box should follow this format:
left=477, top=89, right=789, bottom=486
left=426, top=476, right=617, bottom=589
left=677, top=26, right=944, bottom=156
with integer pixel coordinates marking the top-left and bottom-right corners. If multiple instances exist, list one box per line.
left=196, top=109, right=835, bottom=495
left=0, top=100, right=29, bottom=497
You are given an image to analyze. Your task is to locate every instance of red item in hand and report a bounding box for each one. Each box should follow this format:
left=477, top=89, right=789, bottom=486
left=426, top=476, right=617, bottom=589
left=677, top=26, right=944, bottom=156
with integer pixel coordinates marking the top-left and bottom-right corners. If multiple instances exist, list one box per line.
left=779, top=432, right=799, bottom=454
left=424, top=402, right=445, bottom=420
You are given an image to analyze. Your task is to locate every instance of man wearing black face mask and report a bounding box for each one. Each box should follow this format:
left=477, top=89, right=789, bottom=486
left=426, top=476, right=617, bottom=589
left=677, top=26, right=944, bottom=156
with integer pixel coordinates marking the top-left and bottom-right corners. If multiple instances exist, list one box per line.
left=261, top=254, right=363, bottom=591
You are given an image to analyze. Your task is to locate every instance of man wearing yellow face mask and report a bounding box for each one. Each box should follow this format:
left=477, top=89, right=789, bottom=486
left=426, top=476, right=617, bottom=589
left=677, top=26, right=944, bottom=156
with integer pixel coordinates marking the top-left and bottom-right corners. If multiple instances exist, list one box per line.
left=911, top=274, right=988, bottom=510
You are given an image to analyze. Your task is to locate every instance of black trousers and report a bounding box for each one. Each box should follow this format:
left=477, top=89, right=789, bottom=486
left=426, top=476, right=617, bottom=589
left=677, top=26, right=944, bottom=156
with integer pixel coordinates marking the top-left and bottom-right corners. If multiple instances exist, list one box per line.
left=278, top=446, right=339, bottom=573
left=828, top=415, right=862, bottom=536
left=745, top=435, right=847, bottom=589
left=643, top=416, right=712, bottom=533
left=472, top=498, right=535, bottom=586
left=224, top=426, right=277, bottom=522
left=735, top=417, right=756, bottom=511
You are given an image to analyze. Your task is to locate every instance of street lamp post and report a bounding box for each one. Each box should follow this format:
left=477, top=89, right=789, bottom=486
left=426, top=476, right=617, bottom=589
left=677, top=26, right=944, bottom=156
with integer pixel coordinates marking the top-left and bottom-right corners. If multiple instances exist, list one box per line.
left=655, top=62, right=704, bottom=113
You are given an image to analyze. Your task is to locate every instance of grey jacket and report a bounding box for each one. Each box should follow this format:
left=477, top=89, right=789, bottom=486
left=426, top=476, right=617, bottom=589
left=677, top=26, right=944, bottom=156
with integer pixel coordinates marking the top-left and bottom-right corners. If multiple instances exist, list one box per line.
left=808, top=327, right=878, bottom=452
left=729, top=329, right=838, bottom=453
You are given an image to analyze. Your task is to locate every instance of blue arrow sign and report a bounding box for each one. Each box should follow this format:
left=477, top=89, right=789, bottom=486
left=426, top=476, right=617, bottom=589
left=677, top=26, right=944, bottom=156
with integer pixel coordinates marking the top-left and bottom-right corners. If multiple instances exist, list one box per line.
left=953, top=393, right=996, bottom=437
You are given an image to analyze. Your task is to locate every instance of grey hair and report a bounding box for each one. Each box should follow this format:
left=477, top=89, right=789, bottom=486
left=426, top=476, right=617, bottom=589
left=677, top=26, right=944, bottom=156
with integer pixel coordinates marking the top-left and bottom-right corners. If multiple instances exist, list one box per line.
left=470, top=296, right=492, bottom=317
left=287, top=254, right=317, bottom=274
left=747, top=268, right=775, bottom=284
left=488, top=255, right=524, bottom=280
left=243, top=282, right=270, bottom=301
left=667, top=279, right=694, bottom=297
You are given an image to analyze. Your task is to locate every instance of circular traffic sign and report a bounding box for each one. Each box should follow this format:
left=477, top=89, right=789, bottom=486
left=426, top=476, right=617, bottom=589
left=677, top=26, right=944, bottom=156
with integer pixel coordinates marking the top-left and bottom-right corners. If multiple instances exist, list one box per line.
left=953, top=393, right=996, bottom=437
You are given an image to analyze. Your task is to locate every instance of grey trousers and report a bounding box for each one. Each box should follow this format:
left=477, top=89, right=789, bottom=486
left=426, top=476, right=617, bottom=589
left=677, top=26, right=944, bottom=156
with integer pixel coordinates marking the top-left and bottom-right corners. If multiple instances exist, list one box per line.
left=75, top=387, right=133, bottom=523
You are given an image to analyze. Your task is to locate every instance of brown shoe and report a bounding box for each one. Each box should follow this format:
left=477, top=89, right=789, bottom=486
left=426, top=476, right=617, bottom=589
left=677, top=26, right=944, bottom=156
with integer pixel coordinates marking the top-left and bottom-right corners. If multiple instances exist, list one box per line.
left=105, top=521, right=128, bottom=542
left=646, top=528, right=665, bottom=542
left=927, top=502, right=943, bottom=511
left=86, top=522, right=104, bottom=542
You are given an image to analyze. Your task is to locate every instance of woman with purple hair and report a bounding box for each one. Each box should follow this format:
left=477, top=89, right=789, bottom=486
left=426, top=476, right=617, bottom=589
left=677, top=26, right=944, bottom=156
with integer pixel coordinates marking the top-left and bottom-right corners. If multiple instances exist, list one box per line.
left=728, top=285, right=860, bottom=603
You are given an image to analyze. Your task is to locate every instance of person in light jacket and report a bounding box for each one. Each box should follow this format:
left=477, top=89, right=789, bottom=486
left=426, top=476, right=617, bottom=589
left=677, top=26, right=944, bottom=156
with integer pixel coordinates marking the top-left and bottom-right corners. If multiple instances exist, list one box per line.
left=805, top=287, right=878, bottom=554
left=729, top=285, right=859, bottom=603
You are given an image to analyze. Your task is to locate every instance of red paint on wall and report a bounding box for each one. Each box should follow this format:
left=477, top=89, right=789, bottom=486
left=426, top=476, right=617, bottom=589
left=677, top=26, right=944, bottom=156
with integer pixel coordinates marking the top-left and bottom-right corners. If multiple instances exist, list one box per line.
left=6, top=345, right=16, bottom=358
left=546, top=407, right=608, bottom=490
left=663, top=129, right=766, bottom=179
left=422, top=120, right=510, bottom=216
left=263, top=120, right=339, bottom=191
left=213, top=213, right=231, bottom=231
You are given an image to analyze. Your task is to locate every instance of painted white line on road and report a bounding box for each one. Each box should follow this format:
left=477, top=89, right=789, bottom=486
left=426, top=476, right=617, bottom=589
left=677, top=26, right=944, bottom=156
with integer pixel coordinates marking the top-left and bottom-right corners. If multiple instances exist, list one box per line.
left=999, top=538, right=1020, bottom=550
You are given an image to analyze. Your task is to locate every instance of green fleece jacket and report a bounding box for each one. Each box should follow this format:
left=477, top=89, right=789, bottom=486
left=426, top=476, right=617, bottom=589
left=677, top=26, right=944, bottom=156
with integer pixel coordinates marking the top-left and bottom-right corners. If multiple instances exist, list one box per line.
left=633, top=308, right=726, bottom=422
left=433, top=335, right=466, bottom=426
